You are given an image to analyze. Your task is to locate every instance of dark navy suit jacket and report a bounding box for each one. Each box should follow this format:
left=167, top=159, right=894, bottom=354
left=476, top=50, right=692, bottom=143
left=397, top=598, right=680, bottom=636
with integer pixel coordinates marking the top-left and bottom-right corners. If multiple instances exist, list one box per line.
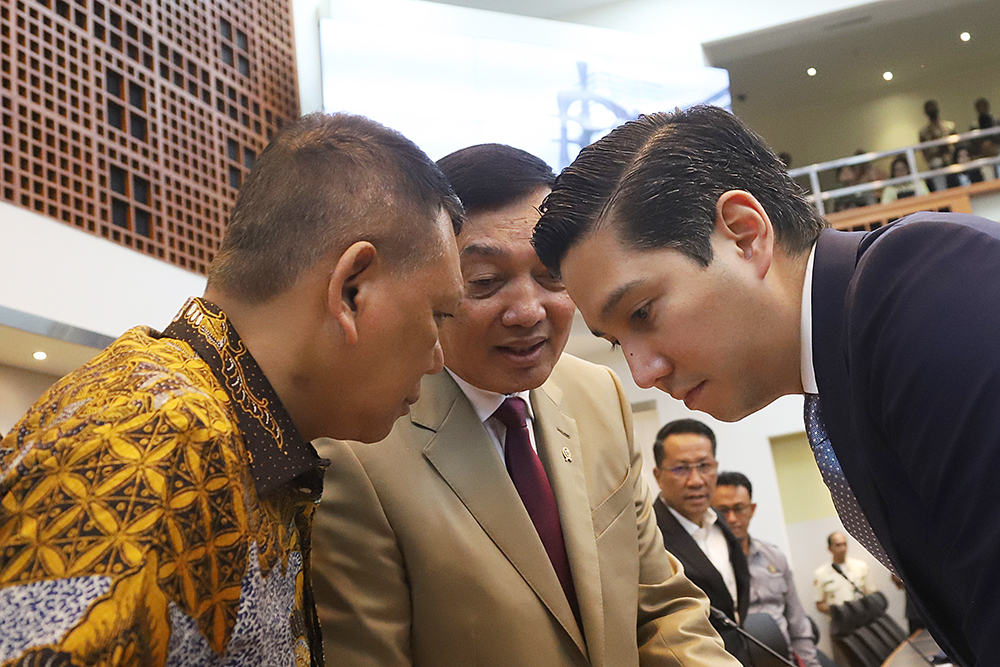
left=811, top=211, right=1000, bottom=667
left=653, top=497, right=751, bottom=664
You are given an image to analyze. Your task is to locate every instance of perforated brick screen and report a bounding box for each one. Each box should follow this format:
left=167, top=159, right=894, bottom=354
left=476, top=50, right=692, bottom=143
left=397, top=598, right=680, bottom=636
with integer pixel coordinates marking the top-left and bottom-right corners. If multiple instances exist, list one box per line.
left=2, top=0, right=299, bottom=274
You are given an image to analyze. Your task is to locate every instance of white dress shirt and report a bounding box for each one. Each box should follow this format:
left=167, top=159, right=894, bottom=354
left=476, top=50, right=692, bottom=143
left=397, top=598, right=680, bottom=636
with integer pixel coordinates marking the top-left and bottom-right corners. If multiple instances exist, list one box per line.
left=447, top=369, right=536, bottom=460
left=800, top=242, right=819, bottom=395
left=668, top=505, right=739, bottom=613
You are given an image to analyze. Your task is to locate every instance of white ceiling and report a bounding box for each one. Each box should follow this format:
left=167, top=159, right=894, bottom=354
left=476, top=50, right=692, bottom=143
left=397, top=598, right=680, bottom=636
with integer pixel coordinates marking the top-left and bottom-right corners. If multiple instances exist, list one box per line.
left=704, top=0, right=1000, bottom=109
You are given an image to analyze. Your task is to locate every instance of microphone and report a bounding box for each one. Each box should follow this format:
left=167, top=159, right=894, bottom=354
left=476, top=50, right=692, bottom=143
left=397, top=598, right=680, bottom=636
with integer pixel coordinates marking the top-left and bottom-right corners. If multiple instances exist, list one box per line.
left=708, top=606, right=798, bottom=667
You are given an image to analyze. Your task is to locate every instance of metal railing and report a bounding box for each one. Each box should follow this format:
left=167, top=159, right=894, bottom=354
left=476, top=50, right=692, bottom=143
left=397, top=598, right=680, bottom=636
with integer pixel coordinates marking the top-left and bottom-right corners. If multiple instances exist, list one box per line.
left=787, top=125, right=1000, bottom=215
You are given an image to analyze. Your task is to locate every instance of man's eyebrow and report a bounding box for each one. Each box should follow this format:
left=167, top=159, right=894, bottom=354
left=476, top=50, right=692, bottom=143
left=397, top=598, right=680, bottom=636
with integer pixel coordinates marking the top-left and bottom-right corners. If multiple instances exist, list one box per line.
left=600, top=279, right=645, bottom=321
left=460, top=243, right=508, bottom=259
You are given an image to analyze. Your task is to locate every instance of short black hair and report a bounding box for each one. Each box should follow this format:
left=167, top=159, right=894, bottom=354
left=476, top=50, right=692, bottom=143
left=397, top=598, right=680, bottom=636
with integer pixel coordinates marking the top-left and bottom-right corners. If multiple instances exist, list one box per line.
left=716, top=471, right=753, bottom=499
left=533, top=105, right=826, bottom=275
left=652, top=418, right=717, bottom=468
left=437, top=143, right=556, bottom=214
left=209, top=112, right=463, bottom=304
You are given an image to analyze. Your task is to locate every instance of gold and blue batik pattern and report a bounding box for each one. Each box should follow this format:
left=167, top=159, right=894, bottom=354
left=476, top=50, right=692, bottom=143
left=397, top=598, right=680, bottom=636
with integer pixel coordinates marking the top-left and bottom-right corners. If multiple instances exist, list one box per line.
left=0, top=303, right=322, bottom=667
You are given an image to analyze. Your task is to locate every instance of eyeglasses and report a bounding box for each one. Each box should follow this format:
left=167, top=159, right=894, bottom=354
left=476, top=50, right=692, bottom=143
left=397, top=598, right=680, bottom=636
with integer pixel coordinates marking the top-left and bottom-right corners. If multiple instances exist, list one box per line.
left=715, top=503, right=752, bottom=517
left=660, top=460, right=718, bottom=479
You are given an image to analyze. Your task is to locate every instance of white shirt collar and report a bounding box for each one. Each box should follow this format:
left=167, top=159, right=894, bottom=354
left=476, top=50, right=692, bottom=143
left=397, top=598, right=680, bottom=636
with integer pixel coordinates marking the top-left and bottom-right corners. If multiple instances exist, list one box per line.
left=446, top=368, right=533, bottom=424
left=800, top=243, right=819, bottom=395
left=667, top=503, right=718, bottom=535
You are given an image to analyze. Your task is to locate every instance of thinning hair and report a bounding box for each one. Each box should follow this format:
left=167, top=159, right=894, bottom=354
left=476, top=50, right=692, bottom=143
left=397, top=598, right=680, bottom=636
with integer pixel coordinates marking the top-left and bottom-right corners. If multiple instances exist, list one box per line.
left=208, top=112, right=463, bottom=303
left=652, top=418, right=717, bottom=468
left=533, top=105, right=826, bottom=275
left=716, top=471, right=753, bottom=499
left=437, top=143, right=555, bottom=214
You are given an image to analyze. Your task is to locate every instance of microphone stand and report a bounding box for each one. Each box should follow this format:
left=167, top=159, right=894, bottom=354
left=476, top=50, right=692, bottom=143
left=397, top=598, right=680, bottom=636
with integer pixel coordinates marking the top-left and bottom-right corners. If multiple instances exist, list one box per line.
left=709, top=607, right=798, bottom=667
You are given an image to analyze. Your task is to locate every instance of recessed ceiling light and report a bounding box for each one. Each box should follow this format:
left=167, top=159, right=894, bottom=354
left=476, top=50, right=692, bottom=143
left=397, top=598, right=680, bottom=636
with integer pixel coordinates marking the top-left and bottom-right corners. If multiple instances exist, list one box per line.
left=960, top=31, right=971, bottom=42
left=883, top=71, right=894, bottom=81
left=807, top=67, right=817, bottom=77
left=33, top=351, right=47, bottom=361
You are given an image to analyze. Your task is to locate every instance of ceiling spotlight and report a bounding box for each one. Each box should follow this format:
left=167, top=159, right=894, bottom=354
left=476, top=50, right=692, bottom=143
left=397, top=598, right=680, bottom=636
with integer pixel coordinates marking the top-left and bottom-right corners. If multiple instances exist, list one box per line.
left=807, top=67, right=817, bottom=77
left=883, top=71, right=894, bottom=81
left=960, top=31, right=971, bottom=42
left=33, top=351, right=47, bottom=361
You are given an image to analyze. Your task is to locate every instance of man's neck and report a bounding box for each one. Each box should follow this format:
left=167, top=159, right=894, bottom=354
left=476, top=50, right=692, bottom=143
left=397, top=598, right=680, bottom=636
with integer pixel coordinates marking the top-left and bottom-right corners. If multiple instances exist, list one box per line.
left=767, top=245, right=813, bottom=396
left=203, top=285, right=322, bottom=441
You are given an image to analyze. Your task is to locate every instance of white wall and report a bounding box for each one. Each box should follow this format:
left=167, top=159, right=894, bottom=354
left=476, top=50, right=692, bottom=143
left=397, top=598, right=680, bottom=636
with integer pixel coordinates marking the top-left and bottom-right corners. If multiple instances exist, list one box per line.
left=293, top=0, right=327, bottom=114
left=557, top=0, right=878, bottom=66
left=739, top=59, right=1000, bottom=168
left=0, top=363, right=60, bottom=435
left=0, top=201, right=206, bottom=339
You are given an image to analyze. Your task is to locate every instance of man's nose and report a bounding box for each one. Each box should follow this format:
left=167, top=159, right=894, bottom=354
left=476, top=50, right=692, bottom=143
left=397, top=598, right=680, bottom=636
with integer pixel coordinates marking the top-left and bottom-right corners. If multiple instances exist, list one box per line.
left=428, top=338, right=445, bottom=375
left=500, top=281, right=546, bottom=328
left=685, top=467, right=708, bottom=486
left=624, top=340, right=671, bottom=390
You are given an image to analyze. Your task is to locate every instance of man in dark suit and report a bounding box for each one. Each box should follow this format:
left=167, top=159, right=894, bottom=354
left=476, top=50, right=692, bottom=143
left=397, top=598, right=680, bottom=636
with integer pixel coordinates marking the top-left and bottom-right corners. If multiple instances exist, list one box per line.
left=651, top=419, right=751, bottom=664
left=532, top=105, right=1000, bottom=667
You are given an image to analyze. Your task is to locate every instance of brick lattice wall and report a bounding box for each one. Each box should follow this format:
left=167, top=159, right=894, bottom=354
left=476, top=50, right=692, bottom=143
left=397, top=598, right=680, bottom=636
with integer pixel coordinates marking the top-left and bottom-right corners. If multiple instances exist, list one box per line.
left=1, top=0, right=299, bottom=274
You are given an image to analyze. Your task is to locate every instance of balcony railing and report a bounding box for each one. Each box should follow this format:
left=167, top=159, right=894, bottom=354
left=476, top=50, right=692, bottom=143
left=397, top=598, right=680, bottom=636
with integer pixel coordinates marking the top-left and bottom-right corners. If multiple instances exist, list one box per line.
left=787, top=125, right=1000, bottom=216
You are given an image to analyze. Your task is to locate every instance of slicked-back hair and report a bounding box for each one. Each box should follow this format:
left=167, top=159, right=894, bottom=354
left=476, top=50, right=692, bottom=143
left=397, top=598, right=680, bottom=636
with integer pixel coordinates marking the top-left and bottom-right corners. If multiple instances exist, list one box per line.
left=716, top=471, right=753, bottom=499
left=533, top=105, right=826, bottom=275
left=652, top=418, right=717, bottom=468
left=437, top=143, right=556, bottom=214
left=208, top=112, right=464, bottom=304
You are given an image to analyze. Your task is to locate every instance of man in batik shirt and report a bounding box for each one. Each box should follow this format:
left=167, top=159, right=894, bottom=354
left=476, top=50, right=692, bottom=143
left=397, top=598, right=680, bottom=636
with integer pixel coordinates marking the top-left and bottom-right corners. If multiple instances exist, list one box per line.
left=0, top=112, right=463, bottom=667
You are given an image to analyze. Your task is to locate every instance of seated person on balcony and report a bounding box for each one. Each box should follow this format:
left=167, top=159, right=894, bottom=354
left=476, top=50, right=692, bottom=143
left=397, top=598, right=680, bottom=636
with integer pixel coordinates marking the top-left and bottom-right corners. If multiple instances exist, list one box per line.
left=946, top=144, right=986, bottom=188
left=833, top=164, right=876, bottom=211
left=881, top=156, right=930, bottom=203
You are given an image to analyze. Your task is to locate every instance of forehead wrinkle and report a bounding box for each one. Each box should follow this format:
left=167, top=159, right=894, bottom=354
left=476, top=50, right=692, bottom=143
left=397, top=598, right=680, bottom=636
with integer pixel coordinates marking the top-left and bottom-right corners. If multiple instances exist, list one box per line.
left=460, top=242, right=509, bottom=260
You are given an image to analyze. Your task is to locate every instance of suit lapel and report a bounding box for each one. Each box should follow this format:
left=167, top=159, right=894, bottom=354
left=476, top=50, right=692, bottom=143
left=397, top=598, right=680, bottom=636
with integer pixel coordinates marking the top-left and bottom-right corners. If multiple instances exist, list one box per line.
left=812, top=229, right=901, bottom=569
left=718, top=514, right=751, bottom=621
left=417, top=372, right=587, bottom=654
left=531, top=379, right=602, bottom=666
left=653, top=498, right=735, bottom=616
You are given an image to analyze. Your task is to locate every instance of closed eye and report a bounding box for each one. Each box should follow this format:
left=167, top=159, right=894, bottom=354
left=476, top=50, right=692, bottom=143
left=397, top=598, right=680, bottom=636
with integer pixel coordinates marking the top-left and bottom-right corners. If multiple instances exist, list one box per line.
left=466, top=276, right=504, bottom=296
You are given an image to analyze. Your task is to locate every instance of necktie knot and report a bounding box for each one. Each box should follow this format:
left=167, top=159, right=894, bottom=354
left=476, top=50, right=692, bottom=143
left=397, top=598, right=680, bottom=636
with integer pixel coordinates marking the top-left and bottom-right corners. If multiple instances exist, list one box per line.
left=493, top=396, right=528, bottom=432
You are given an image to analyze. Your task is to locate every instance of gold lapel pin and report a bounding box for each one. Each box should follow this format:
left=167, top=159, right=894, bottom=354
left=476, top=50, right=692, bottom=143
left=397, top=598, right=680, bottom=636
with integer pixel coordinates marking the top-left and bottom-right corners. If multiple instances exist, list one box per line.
left=562, top=447, right=572, bottom=462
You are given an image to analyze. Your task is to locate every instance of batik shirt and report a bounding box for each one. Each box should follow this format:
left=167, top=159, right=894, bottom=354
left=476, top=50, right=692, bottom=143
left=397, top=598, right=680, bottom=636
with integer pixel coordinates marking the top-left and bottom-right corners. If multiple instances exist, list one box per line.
left=0, top=297, right=327, bottom=667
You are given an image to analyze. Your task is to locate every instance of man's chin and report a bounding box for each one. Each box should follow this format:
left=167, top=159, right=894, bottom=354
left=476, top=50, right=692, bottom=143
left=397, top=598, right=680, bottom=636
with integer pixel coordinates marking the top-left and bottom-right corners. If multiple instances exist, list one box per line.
left=490, top=364, right=554, bottom=394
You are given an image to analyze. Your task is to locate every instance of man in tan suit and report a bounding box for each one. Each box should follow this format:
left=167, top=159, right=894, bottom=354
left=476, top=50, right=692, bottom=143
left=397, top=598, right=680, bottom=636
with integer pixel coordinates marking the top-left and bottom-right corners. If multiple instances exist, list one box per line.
left=312, top=144, right=739, bottom=667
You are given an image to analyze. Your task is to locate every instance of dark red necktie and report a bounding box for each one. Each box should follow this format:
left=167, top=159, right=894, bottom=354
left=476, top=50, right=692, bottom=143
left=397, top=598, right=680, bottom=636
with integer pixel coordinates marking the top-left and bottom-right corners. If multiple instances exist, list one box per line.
left=493, top=397, right=580, bottom=625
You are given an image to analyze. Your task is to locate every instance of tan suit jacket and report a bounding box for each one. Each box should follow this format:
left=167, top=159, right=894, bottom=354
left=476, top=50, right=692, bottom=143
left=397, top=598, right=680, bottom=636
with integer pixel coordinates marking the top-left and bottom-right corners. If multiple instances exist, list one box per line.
left=312, top=354, right=738, bottom=667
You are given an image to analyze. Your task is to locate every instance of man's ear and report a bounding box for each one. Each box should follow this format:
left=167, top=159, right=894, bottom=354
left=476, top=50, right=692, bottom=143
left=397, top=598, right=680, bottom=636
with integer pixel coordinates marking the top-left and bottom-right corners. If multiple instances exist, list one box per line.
left=715, top=190, right=774, bottom=278
left=328, top=241, right=378, bottom=346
